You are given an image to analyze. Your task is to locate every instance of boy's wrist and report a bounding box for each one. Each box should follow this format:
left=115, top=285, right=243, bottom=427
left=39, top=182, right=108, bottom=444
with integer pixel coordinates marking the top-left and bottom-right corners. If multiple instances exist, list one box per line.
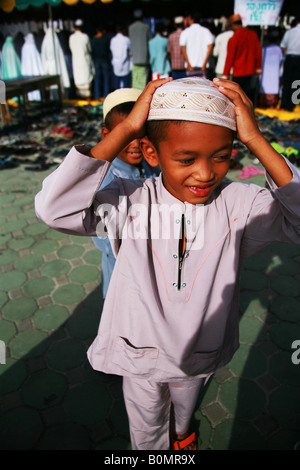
left=244, top=133, right=266, bottom=155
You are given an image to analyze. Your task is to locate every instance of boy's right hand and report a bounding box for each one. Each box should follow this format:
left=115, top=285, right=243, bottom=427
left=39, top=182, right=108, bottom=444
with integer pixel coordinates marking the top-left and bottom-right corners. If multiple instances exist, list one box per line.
left=88, top=78, right=172, bottom=162
left=126, top=78, right=173, bottom=139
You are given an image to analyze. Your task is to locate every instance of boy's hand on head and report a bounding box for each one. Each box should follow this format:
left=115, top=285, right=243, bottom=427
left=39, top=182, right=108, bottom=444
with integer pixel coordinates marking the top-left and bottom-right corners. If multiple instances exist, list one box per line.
left=213, top=78, right=293, bottom=187
left=126, top=78, right=173, bottom=139
left=213, top=78, right=261, bottom=148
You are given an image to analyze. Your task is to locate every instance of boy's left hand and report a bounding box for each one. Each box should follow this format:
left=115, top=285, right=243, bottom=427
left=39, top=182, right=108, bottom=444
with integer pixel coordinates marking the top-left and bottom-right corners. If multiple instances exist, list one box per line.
left=213, top=78, right=261, bottom=147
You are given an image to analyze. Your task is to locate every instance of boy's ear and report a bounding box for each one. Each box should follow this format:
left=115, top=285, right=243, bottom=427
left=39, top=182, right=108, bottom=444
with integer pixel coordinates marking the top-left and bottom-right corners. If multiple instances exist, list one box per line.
left=101, top=127, right=109, bottom=139
left=140, top=137, right=159, bottom=168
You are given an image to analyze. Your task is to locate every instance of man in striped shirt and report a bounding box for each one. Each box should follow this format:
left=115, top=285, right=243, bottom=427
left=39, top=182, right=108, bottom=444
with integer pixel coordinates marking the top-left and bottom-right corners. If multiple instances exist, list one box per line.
left=167, top=16, right=186, bottom=79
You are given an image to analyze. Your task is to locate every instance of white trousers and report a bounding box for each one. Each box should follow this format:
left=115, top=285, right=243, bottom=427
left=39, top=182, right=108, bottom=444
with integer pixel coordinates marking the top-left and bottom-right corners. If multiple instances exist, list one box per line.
left=122, top=376, right=210, bottom=450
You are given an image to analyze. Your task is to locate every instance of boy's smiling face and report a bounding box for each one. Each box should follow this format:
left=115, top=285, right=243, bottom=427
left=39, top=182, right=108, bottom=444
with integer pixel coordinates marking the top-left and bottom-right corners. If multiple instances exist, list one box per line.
left=143, top=121, right=234, bottom=204
left=102, top=114, right=143, bottom=167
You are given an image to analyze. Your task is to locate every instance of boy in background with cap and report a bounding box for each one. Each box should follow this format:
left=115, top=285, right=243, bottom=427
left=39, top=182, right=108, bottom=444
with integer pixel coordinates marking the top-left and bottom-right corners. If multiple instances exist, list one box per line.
left=35, top=77, right=300, bottom=450
left=92, top=88, right=160, bottom=299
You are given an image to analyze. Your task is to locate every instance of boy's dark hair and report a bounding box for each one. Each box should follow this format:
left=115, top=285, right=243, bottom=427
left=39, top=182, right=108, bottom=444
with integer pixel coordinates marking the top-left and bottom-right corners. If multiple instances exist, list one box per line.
left=146, top=120, right=184, bottom=149
left=146, top=120, right=236, bottom=150
left=104, top=102, right=135, bottom=130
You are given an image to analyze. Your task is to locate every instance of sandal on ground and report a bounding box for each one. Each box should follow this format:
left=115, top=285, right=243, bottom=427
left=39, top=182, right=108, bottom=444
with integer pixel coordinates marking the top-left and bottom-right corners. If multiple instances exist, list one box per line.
left=172, top=431, right=197, bottom=450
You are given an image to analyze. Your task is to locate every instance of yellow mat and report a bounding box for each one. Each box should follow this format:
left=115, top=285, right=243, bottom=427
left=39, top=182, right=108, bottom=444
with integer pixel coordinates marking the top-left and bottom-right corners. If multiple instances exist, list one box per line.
left=255, top=105, right=300, bottom=121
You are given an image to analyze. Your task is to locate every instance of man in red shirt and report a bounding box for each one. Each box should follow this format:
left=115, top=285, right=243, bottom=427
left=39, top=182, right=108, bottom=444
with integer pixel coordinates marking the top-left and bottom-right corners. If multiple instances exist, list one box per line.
left=222, top=14, right=262, bottom=103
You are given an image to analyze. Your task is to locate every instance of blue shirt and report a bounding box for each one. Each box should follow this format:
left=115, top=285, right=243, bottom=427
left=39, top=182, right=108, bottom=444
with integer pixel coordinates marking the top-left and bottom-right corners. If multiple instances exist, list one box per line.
left=148, top=34, right=171, bottom=75
left=93, top=157, right=160, bottom=297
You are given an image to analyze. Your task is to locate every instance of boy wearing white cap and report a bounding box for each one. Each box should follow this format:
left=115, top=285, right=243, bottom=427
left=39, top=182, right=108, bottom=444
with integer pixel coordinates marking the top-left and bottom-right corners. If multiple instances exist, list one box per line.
left=92, top=88, right=160, bottom=298
left=35, top=78, right=300, bottom=450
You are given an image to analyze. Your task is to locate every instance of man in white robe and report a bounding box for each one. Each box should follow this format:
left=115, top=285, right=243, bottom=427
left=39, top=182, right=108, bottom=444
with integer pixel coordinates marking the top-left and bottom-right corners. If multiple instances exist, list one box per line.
left=41, top=27, right=70, bottom=93
left=21, top=33, right=44, bottom=101
left=69, top=19, right=94, bottom=98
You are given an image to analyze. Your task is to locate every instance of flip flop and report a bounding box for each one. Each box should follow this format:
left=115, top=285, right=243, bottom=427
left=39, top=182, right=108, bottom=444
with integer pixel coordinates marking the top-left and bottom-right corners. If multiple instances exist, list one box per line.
left=172, top=432, right=197, bottom=450
left=237, top=166, right=265, bottom=179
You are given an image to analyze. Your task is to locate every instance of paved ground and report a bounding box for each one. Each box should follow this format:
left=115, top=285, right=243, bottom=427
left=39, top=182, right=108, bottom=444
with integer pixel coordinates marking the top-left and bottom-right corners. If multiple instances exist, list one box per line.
left=0, top=106, right=300, bottom=450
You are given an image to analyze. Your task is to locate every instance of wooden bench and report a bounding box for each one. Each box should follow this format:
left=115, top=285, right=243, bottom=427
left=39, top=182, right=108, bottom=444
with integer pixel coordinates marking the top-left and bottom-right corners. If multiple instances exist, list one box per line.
left=1, top=75, right=62, bottom=126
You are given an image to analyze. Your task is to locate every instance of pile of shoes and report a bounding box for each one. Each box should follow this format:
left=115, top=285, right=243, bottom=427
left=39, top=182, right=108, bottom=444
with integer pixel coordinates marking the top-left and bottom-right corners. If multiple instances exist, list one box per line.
left=0, top=102, right=104, bottom=171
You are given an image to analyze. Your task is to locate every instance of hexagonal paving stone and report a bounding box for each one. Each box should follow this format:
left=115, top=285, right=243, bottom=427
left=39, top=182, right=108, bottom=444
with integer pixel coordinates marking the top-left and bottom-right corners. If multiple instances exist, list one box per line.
left=1, top=205, right=22, bottom=217
left=0, top=249, right=19, bottom=266
left=219, top=377, right=266, bottom=420
left=57, top=245, right=84, bottom=259
left=24, top=276, right=55, bottom=297
left=212, top=418, right=265, bottom=450
left=269, top=242, right=299, bottom=258
left=33, top=305, right=69, bottom=330
left=269, top=257, right=300, bottom=276
left=0, top=233, right=12, bottom=246
left=10, top=329, right=49, bottom=359
left=270, top=275, right=300, bottom=297
left=0, top=271, right=27, bottom=291
left=239, top=290, right=269, bottom=317
left=52, top=283, right=85, bottom=305
left=69, top=235, right=91, bottom=245
left=0, top=291, right=8, bottom=308
left=0, top=407, right=43, bottom=450
left=269, top=351, right=300, bottom=387
left=37, top=423, right=91, bottom=450
left=8, top=236, right=35, bottom=251
left=269, top=385, right=300, bottom=429
left=13, top=195, right=35, bottom=207
left=63, top=382, right=112, bottom=426
left=83, top=249, right=102, bottom=265
left=24, top=223, right=49, bottom=236
left=41, top=259, right=71, bottom=277
left=22, top=369, right=68, bottom=409
left=270, top=322, right=300, bottom=351
left=2, top=297, right=38, bottom=321
left=240, top=270, right=268, bottom=291
left=239, top=315, right=268, bottom=344
left=0, top=358, right=27, bottom=395
left=46, top=229, right=68, bottom=240
left=242, top=254, right=270, bottom=271
left=0, top=194, right=16, bottom=204
left=0, top=319, right=16, bottom=342
left=2, top=219, right=27, bottom=233
left=19, top=208, right=37, bottom=220
left=69, top=265, right=100, bottom=283
left=14, top=254, right=44, bottom=272
left=270, top=296, right=300, bottom=322
left=227, top=344, right=267, bottom=379
left=31, top=239, right=59, bottom=255
left=46, top=338, right=87, bottom=371
left=66, top=309, right=100, bottom=340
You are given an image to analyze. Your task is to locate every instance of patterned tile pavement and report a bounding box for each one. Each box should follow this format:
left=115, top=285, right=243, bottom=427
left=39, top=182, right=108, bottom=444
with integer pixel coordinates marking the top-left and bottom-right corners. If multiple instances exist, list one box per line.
left=0, top=109, right=300, bottom=450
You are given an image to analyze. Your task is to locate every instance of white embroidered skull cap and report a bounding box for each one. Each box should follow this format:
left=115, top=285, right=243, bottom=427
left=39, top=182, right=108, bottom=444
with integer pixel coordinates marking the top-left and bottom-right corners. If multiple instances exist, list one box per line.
left=103, top=88, right=142, bottom=120
left=147, top=77, right=236, bottom=131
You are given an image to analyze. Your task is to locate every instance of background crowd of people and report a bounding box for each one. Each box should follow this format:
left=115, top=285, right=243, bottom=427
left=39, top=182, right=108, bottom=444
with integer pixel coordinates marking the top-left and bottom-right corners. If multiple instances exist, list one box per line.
left=1, top=9, right=300, bottom=111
